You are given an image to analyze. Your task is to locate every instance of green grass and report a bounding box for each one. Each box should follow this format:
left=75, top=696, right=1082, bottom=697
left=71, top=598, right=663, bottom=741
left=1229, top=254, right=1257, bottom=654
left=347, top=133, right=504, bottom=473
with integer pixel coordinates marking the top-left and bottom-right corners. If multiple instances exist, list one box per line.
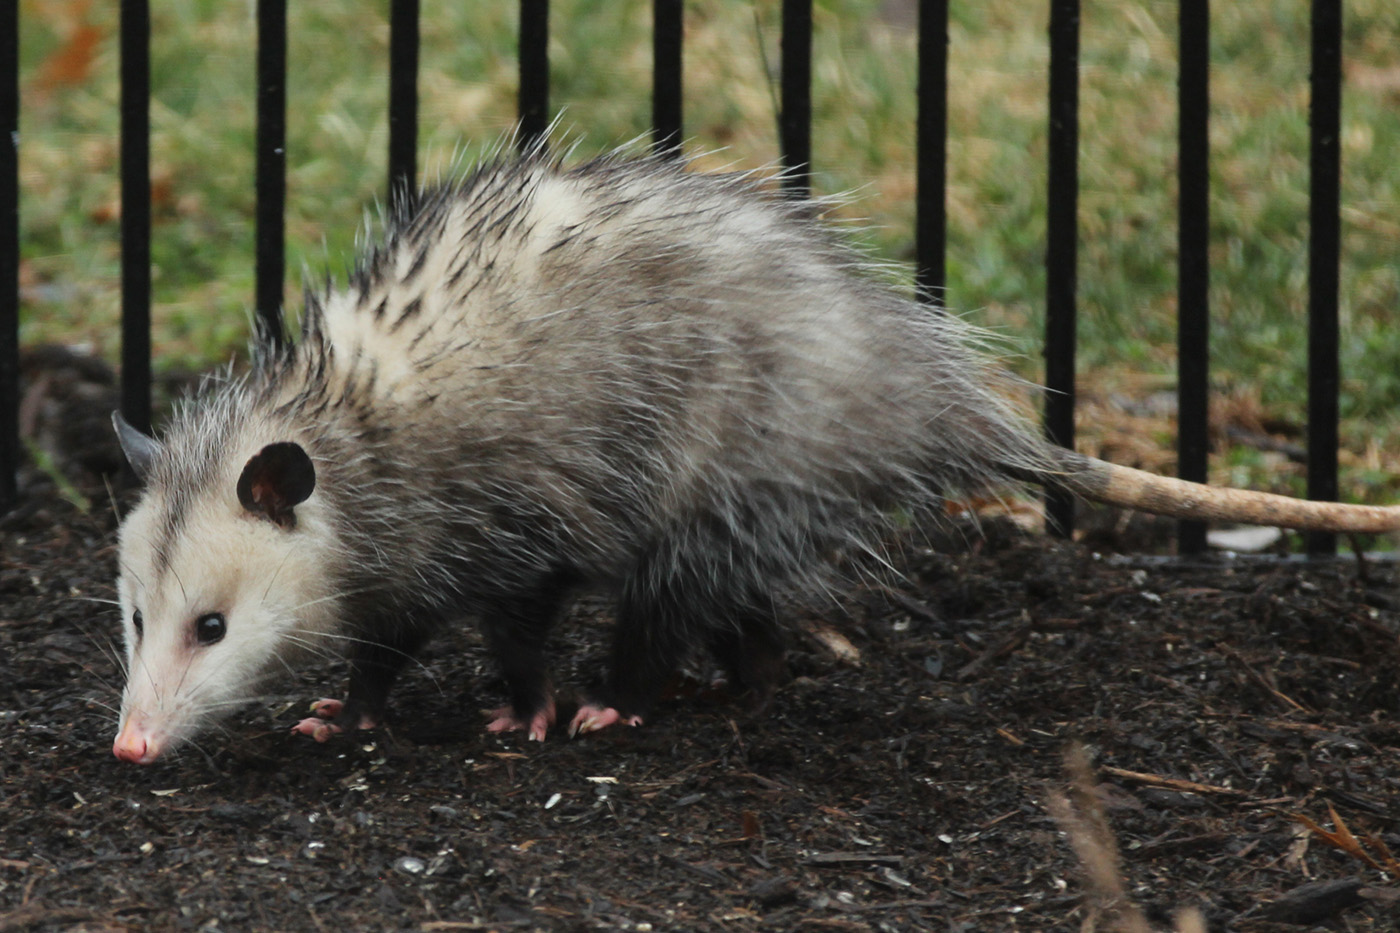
left=16, top=0, right=1400, bottom=503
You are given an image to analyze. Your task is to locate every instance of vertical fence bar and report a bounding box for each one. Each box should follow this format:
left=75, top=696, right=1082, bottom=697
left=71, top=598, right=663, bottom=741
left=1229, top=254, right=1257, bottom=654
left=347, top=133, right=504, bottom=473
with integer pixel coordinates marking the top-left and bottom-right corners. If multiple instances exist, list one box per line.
left=1044, top=0, right=1080, bottom=536
left=518, top=0, right=550, bottom=149
left=255, top=0, right=287, bottom=347
left=120, top=0, right=152, bottom=435
left=915, top=0, right=948, bottom=307
left=389, top=0, right=419, bottom=200
left=1307, top=0, right=1341, bottom=556
left=1176, top=0, right=1210, bottom=553
left=652, top=0, right=684, bottom=156
left=1, top=0, right=18, bottom=510
left=779, top=0, right=812, bottom=195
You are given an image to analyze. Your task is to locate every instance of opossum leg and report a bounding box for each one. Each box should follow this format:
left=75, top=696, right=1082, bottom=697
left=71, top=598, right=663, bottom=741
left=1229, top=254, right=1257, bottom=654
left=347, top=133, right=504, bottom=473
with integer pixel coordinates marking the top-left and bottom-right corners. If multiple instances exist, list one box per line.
left=569, top=595, right=682, bottom=736
left=485, top=694, right=557, bottom=742
left=570, top=554, right=709, bottom=737
left=292, top=619, right=434, bottom=742
left=707, top=611, right=787, bottom=715
left=570, top=610, right=786, bottom=735
left=480, top=569, right=577, bottom=741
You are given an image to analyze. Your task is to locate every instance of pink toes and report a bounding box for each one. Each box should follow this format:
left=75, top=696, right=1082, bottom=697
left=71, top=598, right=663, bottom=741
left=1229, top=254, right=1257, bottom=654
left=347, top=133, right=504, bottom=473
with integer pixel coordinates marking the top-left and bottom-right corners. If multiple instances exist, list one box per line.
left=308, top=698, right=342, bottom=718
left=484, top=698, right=643, bottom=740
left=568, top=705, right=643, bottom=737
left=291, top=695, right=641, bottom=744
left=291, top=716, right=343, bottom=742
left=484, top=702, right=642, bottom=740
left=484, top=698, right=556, bottom=742
left=290, top=698, right=377, bottom=743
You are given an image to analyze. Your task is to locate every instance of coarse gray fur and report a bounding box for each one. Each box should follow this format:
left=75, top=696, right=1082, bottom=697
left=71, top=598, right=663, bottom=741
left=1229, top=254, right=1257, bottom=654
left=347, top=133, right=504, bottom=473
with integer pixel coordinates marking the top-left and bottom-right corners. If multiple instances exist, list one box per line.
left=110, top=144, right=1400, bottom=763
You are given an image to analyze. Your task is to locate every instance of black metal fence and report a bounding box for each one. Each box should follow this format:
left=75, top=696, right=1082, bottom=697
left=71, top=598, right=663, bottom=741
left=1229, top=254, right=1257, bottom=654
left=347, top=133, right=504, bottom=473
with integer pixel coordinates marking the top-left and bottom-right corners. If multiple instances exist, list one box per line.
left=0, top=0, right=1351, bottom=554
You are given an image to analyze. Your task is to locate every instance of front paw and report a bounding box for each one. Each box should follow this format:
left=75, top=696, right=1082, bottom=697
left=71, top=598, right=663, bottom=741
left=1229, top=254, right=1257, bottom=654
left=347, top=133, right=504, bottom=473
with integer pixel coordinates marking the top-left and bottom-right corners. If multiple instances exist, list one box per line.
left=484, top=697, right=556, bottom=742
left=568, top=704, right=644, bottom=737
left=291, top=697, right=379, bottom=742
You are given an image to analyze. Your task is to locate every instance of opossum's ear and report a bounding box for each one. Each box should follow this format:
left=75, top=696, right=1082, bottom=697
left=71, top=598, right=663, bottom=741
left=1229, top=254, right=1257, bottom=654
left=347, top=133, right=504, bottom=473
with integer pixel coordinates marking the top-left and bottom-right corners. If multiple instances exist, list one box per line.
left=237, top=442, right=316, bottom=530
left=112, top=411, right=161, bottom=481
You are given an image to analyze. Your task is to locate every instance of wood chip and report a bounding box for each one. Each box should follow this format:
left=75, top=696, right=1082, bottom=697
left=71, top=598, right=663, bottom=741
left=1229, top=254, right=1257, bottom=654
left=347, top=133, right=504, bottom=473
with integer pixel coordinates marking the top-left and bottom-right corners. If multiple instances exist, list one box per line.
left=1258, top=877, right=1364, bottom=924
left=801, top=620, right=862, bottom=666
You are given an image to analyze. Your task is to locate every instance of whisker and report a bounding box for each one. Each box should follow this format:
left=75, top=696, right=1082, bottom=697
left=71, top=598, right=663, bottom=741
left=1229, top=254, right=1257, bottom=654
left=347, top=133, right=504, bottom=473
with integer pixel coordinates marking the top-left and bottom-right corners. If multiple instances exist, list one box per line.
left=79, top=666, right=124, bottom=694
left=277, top=634, right=343, bottom=666
left=287, top=587, right=374, bottom=615
left=104, top=473, right=123, bottom=525
left=262, top=546, right=297, bottom=604
left=169, top=563, right=188, bottom=606
left=292, top=628, right=436, bottom=671
left=72, top=595, right=123, bottom=608
left=199, top=697, right=273, bottom=713
left=76, top=625, right=128, bottom=677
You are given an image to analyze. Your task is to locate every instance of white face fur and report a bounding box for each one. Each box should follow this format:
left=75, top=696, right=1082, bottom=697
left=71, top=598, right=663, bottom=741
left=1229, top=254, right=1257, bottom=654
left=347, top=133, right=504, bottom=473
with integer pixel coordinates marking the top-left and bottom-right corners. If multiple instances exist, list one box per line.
left=113, top=438, right=337, bottom=764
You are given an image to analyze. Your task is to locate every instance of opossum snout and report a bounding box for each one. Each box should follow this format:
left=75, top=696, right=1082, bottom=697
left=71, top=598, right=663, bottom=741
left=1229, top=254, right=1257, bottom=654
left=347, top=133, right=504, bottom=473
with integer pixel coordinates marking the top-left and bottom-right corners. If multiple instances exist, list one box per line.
left=113, top=716, right=164, bottom=765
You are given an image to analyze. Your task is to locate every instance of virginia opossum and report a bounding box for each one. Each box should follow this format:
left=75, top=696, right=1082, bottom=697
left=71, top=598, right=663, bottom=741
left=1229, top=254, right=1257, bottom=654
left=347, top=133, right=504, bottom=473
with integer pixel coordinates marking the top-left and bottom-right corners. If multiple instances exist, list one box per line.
left=110, top=146, right=1400, bottom=764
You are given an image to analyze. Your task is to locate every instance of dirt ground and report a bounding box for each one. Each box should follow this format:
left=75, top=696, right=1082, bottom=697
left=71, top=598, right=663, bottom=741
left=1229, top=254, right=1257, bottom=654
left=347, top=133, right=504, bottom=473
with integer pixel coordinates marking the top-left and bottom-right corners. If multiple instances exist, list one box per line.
left=3, top=354, right=1400, bottom=932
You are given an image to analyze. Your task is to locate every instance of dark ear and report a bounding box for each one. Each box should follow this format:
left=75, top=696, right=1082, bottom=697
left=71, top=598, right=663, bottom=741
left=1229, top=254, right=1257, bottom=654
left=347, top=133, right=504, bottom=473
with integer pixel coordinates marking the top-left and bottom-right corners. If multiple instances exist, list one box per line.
left=112, top=411, right=162, bottom=481
left=236, top=442, right=316, bottom=529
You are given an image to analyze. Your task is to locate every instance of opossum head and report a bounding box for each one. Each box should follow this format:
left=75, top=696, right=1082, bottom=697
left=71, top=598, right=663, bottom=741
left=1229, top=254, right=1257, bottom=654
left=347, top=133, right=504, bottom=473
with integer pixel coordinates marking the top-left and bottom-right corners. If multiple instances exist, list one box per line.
left=111, top=413, right=340, bottom=764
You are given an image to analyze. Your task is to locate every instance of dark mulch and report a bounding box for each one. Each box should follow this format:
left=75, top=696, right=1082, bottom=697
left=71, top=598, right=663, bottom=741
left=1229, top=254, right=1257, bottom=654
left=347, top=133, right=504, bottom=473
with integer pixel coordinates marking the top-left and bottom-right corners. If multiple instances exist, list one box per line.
left=3, top=354, right=1399, bottom=931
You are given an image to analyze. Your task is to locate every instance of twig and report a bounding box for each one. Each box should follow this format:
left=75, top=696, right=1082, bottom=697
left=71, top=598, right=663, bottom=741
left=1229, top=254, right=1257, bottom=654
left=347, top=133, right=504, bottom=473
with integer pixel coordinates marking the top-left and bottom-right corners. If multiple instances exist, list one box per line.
left=0, top=906, right=97, bottom=933
left=1100, top=765, right=1250, bottom=798
left=1217, top=645, right=1312, bottom=714
left=956, top=625, right=1030, bottom=681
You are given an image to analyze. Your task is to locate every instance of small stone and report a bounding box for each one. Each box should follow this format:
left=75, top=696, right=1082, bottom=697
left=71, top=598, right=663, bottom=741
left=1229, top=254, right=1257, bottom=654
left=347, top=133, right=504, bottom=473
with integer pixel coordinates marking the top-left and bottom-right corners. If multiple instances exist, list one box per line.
left=393, top=856, right=426, bottom=875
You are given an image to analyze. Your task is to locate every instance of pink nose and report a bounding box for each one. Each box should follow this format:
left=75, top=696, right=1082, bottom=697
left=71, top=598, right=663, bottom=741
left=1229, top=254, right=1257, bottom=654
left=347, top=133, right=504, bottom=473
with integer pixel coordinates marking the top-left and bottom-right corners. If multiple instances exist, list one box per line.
left=113, top=722, right=159, bottom=764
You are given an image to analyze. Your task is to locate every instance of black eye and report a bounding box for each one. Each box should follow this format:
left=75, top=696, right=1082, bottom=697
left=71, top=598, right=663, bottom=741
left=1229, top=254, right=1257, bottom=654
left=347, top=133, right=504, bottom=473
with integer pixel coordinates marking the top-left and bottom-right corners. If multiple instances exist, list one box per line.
left=195, top=613, right=226, bottom=645
left=132, top=610, right=144, bottom=639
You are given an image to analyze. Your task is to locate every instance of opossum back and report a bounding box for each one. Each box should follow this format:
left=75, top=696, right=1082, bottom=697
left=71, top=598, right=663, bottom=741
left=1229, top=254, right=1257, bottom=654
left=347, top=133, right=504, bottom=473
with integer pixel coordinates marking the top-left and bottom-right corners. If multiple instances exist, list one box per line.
left=308, top=155, right=1041, bottom=491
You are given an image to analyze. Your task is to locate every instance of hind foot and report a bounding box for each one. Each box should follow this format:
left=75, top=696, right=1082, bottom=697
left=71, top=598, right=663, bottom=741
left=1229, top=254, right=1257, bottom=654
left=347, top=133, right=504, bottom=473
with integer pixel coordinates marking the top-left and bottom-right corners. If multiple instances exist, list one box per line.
left=484, top=697, right=556, bottom=742
left=291, top=698, right=378, bottom=743
left=568, top=704, right=644, bottom=737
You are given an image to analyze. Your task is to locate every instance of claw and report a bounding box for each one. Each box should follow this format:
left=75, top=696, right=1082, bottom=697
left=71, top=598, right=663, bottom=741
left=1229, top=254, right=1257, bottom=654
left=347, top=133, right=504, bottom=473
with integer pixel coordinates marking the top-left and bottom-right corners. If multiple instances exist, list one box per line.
left=568, top=705, right=643, bottom=737
left=290, top=698, right=377, bottom=743
left=484, top=699, right=556, bottom=742
left=291, top=717, right=343, bottom=742
left=308, top=697, right=343, bottom=718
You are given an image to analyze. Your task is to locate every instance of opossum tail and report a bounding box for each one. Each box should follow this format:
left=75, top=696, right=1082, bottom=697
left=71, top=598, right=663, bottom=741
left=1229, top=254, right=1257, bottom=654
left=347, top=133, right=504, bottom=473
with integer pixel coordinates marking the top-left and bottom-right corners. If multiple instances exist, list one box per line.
left=1034, top=450, right=1400, bottom=534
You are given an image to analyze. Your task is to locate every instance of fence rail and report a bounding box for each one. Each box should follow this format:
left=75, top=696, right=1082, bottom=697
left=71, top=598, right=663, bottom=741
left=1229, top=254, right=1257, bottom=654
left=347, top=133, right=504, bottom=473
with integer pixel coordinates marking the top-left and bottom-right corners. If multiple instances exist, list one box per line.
left=0, top=0, right=16, bottom=510
left=0, top=1, right=1355, bottom=554
left=118, top=0, right=151, bottom=437
left=1177, top=0, right=1210, bottom=554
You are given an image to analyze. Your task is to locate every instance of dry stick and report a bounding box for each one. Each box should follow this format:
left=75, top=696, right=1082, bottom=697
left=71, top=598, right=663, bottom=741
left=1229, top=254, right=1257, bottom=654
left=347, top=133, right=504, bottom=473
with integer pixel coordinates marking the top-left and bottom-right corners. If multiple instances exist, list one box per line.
left=956, top=625, right=1030, bottom=681
left=1217, top=645, right=1312, bottom=714
left=1099, top=765, right=1251, bottom=798
left=881, top=588, right=943, bottom=626
left=0, top=906, right=97, bottom=932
